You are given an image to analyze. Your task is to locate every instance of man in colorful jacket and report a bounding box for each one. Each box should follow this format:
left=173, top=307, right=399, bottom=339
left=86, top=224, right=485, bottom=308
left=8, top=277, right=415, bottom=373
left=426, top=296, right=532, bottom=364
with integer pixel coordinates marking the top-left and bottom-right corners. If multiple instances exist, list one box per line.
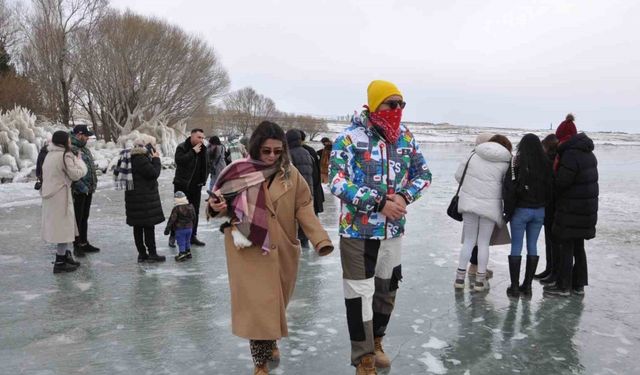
left=330, top=80, right=432, bottom=374
left=70, top=124, right=100, bottom=255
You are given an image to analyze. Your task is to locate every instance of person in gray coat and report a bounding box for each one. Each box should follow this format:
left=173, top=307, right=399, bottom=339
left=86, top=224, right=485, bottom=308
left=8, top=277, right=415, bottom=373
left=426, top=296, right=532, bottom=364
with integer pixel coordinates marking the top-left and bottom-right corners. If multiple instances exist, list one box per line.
left=286, top=129, right=314, bottom=248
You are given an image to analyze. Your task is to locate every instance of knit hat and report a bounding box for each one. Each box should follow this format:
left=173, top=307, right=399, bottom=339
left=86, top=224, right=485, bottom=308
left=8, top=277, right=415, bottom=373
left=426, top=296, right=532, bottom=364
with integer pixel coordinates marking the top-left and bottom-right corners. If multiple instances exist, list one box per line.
left=556, top=118, right=577, bottom=143
left=367, top=80, right=402, bottom=112
left=51, top=130, right=69, bottom=148
left=174, top=191, right=189, bottom=206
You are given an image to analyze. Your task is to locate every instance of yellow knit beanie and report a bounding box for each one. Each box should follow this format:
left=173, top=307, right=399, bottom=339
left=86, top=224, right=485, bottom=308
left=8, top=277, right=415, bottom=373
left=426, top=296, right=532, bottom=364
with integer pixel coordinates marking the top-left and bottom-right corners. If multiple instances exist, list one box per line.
left=367, top=80, right=403, bottom=112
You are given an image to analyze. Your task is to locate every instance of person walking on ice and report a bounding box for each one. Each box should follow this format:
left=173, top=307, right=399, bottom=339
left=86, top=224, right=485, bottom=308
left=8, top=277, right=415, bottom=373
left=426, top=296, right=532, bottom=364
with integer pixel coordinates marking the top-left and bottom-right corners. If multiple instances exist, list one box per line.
left=329, top=80, right=432, bottom=374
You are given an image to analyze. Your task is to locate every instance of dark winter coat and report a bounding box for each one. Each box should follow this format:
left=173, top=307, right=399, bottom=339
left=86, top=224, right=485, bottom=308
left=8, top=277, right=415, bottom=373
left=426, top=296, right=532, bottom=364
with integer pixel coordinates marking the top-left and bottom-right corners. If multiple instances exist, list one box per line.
left=165, top=204, right=196, bottom=232
left=514, top=158, right=552, bottom=209
left=125, top=148, right=165, bottom=227
left=173, top=137, right=208, bottom=190
left=553, top=133, right=599, bottom=240
left=287, top=135, right=315, bottom=198
left=302, top=144, right=324, bottom=214
left=70, top=133, right=98, bottom=195
left=207, top=144, right=227, bottom=184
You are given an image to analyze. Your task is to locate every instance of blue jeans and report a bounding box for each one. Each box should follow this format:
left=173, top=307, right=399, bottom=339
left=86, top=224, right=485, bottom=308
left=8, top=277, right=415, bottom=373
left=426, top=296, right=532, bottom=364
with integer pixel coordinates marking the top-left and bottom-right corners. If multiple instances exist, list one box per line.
left=175, top=228, right=192, bottom=252
left=510, top=207, right=545, bottom=256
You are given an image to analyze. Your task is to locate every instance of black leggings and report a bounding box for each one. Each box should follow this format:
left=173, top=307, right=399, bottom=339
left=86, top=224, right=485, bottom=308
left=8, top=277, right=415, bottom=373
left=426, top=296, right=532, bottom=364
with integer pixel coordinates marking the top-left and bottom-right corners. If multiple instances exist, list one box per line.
left=133, top=226, right=156, bottom=255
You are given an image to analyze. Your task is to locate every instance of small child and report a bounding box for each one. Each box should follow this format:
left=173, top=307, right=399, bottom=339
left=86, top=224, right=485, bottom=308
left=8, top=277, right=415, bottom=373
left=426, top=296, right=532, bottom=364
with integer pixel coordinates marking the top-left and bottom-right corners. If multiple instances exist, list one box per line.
left=164, top=191, right=196, bottom=262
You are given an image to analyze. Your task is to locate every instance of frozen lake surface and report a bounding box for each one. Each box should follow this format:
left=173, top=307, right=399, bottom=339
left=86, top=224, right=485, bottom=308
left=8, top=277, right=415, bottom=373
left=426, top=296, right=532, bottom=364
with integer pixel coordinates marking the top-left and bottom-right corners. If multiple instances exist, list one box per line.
left=0, top=143, right=638, bottom=374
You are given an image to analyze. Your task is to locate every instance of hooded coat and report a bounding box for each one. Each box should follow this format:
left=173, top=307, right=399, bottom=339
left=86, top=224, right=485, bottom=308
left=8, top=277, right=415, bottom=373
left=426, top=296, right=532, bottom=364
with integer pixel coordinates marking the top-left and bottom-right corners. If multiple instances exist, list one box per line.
left=40, top=144, right=88, bottom=243
left=553, top=133, right=599, bottom=239
left=455, top=142, right=512, bottom=226
left=124, top=147, right=165, bottom=227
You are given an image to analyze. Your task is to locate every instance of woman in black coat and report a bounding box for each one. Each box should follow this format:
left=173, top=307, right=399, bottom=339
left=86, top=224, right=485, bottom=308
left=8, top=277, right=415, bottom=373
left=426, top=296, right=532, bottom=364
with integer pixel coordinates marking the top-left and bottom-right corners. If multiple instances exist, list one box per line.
left=125, top=142, right=166, bottom=263
left=545, top=127, right=598, bottom=296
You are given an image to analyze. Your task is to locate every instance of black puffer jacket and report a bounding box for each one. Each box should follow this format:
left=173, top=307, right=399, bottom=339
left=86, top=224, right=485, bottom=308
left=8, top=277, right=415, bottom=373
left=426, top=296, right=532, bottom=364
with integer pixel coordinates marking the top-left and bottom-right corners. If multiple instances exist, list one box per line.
left=286, top=132, right=314, bottom=197
left=125, top=148, right=165, bottom=227
left=173, top=137, right=208, bottom=190
left=553, top=133, right=599, bottom=239
left=302, top=143, right=324, bottom=213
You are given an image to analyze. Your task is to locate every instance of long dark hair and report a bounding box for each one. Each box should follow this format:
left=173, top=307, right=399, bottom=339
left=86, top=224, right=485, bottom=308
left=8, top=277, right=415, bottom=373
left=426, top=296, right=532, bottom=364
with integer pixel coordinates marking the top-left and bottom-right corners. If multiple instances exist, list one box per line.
left=514, top=133, right=551, bottom=197
left=541, top=133, right=559, bottom=161
left=248, top=121, right=291, bottom=177
left=51, top=130, right=72, bottom=171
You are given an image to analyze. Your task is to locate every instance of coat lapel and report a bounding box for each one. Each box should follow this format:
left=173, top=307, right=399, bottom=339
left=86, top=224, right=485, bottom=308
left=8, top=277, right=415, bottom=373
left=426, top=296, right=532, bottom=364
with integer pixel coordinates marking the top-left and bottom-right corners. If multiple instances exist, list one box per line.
left=266, top=173, right=291, bottom=214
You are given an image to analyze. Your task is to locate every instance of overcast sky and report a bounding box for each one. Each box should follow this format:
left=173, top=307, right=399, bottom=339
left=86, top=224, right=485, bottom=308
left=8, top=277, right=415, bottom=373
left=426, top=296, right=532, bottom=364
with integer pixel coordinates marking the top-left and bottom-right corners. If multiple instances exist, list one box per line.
left=110, top=0, right=639, bottom=132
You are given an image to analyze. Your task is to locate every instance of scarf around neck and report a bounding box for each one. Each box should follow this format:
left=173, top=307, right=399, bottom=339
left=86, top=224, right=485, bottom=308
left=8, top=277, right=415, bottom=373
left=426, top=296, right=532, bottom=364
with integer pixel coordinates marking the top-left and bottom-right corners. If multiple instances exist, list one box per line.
left=212, top=158, right=278, bottom=254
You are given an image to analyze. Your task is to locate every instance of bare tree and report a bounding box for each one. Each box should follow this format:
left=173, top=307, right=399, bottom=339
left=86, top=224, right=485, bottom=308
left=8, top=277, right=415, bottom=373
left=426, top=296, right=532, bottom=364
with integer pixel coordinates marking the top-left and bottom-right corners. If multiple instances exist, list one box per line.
left=74, top=10, right=229, bottom=141
left=277, top=112, right=328, bottom=141
left=21, top=0, right=107, bottom=125
left=0, top=0, right=20, bottom=54
left=222, top=87, right=277, bottom=137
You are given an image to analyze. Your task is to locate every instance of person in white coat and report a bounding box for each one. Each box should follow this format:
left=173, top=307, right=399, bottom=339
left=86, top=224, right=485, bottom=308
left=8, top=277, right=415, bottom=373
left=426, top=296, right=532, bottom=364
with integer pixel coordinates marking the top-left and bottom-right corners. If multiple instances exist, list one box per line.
left=454, top=135, right=512, bottom=291
left=41, top=131, right=88, bottom=273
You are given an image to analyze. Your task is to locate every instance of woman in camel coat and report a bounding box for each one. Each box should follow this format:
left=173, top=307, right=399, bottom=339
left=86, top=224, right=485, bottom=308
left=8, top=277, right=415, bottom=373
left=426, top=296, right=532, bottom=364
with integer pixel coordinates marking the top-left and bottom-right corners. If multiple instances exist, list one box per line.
left=208, top=121, right=333, bottom=374
left=41, top=131, right=88, bottom=273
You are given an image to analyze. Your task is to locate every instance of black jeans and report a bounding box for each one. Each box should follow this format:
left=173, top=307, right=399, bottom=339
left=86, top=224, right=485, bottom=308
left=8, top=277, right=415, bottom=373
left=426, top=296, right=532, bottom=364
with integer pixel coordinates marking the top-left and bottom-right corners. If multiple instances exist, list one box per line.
left=72, top=193, right=92, bottom=244
left=173, top=184, right=202, bottom=238
left=133, top=226, right=156, bottom=255
left=557, top=238, right=588, bottom=289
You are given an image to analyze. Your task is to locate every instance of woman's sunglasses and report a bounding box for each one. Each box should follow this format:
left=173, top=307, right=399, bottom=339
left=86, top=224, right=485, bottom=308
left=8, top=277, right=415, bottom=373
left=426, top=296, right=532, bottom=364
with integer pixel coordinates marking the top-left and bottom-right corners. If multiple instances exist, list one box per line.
left=261, top=148, right=283, bottom=156
left=382, top=100, right=406, bottom=110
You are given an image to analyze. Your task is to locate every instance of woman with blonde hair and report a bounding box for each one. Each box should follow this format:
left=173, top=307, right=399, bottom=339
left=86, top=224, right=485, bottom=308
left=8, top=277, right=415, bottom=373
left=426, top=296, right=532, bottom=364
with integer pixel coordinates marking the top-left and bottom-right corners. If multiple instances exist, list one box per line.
left=208, top=121, right=333, bottom=374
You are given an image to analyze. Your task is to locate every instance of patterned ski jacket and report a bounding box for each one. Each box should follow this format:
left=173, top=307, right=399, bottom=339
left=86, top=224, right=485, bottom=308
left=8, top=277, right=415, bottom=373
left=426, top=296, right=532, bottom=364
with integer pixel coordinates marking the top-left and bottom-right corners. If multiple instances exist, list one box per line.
left=70, top=133, right=97, bottom=195
left=329, top=113, right=432, bottom=239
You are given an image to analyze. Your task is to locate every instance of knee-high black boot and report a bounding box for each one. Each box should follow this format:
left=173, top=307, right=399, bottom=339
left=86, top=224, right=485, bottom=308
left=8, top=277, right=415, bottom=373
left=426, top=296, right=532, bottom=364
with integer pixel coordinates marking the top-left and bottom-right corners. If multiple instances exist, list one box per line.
left=519, top=255, right=539, bottom=295
left=507, top=255, right=522, bottom=297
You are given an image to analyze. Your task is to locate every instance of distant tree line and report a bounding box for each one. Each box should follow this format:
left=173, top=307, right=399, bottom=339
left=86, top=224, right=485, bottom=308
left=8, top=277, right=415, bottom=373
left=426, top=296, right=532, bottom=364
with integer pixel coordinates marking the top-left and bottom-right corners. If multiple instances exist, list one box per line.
left=0, top=0, right=327, bottom=141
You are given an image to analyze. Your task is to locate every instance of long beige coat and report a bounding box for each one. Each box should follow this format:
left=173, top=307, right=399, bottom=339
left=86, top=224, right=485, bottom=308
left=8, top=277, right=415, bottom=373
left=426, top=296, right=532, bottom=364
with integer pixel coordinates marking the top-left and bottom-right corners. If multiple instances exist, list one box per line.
left=40, top=145, right=88, bottom=244
left=217, top=167, right=333, bottom=340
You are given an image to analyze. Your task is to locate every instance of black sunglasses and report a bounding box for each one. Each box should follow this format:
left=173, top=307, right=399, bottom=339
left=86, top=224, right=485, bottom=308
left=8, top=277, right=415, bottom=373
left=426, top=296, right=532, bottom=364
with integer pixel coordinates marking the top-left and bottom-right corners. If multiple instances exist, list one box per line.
left=382, top=100, right=406, bottom=110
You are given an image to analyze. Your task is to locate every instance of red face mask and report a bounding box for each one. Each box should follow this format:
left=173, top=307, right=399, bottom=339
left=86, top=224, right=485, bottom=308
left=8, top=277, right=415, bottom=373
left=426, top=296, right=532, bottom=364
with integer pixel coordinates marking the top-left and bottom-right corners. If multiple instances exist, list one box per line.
left=369, top=108, right=403, bottom=144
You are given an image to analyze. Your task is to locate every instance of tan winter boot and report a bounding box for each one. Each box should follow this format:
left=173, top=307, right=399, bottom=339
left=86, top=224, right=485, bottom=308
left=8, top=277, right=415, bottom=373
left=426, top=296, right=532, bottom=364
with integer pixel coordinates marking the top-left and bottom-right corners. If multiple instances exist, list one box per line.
left=356, top=354, right=377, bottom=375
left=374, top=337, right=391, bottom=368
left=254, top=363, right=269, bottom=375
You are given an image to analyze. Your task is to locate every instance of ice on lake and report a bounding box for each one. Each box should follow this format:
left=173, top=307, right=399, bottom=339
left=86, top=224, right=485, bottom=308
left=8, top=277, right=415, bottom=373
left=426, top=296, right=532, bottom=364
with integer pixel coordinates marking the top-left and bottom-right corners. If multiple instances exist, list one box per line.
left=1, top=143, right=639, bottom=374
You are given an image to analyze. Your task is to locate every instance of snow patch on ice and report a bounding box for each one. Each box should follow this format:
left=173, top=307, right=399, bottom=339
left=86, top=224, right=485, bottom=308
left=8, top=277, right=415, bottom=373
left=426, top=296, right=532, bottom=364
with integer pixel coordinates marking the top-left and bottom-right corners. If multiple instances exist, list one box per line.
left=418, top=352, right=447, bottom=374
left=446, top=358, right=461, bottom=365
left=422, top=337, right=448, bottom=350
left=494, top=353, right=503, bottom=360
left=412, top=325, right=424, bottom=334
left=74, top=282, right=92, bottom=292
left=14, top=291, right=41, bottom=301
left=512, top=332, right=528, bottom=340
left=472, top=317, right=484, bottom=323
